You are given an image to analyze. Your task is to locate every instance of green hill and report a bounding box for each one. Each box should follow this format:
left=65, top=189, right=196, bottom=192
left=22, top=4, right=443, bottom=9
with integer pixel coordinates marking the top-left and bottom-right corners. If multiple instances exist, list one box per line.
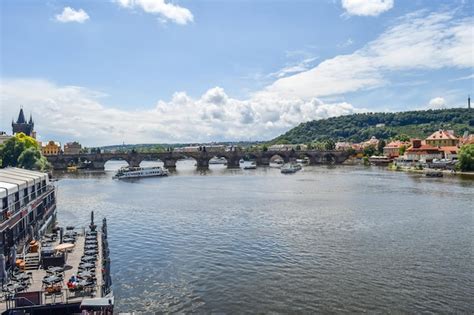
left=273, top=108, right=474, bottom=144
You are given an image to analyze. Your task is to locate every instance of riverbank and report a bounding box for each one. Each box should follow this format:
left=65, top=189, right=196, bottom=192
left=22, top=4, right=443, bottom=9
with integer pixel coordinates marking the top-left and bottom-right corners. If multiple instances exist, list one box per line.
left=387, top=163, right=474, bottom=177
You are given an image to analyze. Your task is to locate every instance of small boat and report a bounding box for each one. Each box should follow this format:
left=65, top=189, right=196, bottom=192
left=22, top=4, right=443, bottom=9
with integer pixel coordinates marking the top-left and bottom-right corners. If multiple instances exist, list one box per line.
left=296, top=158, right=309, bottom=165
left=369, top=155, right=391, bottom=166
left=67, top=165, right=78, bottom=172
left=270, top=159, right=284, bottom=168
left=424, top=169, right=443, bottom=177
left=113, top=166, right=169, bottom=179
left=242, top=161, right=257, bottom=169
left=209, top=157, right=227, bottom=165
left=281, top=163, right=301, bottom=174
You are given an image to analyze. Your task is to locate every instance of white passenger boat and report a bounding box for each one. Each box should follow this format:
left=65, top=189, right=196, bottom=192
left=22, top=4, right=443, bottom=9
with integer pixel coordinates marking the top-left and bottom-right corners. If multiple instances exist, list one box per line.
left=242, top=161, right=257, bottom=169
left=113, top=166, right=169, bottom=179
left=281, top=163, right=302, bottom=174
left=209, top=157, right=227, bottom=165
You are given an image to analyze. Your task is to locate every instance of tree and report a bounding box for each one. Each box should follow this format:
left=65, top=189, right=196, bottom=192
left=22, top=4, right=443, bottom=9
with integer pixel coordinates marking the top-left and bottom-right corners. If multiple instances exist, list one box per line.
left=262, top=145, right=268, bottom=152
left=394, top=134, right=411, bottom=142
left=399, top=145, right=407, bottom=156
left=457, top=144, right=474, bottom=172
left=18, top=147, right=42, bottom=169
left=377, top=139, right=386, bottom=155
left=363, top=145, right=376, bottom=157
left=324, top=139, right=335, bottom=150
left=0, top=133, right=49, bottom=170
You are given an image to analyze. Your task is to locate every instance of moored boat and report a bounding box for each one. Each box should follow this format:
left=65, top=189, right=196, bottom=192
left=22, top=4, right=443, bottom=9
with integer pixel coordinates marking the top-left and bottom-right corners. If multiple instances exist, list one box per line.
left=242, top=161, right=257, bottom=169
left=281, top=163, right=302, bottom=174
left=113, top=166, right=169, bottom=179
left=209, top=157, right=227, bottom=165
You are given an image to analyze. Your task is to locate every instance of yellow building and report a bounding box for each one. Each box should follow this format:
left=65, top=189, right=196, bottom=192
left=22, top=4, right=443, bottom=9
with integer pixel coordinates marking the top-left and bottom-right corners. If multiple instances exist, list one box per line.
left=42, top=141, right=61, bottom=156
left=425, top=130, right=459, bottom=147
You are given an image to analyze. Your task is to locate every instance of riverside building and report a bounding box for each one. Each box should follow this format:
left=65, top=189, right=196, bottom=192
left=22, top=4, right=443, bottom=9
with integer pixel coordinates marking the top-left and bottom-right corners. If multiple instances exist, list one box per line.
left=0, top=168, right=56, bottom=265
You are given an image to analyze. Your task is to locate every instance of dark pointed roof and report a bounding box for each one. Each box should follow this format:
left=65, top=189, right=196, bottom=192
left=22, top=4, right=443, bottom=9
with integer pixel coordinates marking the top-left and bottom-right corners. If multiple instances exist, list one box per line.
left=29, top=114, right=33, bottom=124
left=16, top=108, right=26, bottom=124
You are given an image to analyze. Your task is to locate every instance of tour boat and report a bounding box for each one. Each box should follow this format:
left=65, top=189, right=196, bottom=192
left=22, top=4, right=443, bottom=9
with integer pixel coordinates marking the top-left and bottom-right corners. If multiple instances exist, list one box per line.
left=281, top=163, right=302, bottom=174
left=209, top=157, right=227, bottom=165
left=242, top=161, right=257, bottom=169
left=113, top=166, right=169, bottom=179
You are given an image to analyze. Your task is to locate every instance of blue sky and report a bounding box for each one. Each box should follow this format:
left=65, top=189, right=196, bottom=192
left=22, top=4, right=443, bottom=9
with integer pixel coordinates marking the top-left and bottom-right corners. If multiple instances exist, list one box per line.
left=1, top=0, right=473, bottom=145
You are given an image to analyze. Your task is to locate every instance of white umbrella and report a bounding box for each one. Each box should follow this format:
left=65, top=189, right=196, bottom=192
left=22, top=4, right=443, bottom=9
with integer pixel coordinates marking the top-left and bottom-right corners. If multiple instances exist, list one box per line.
left=55, top=243, right=75, bottom=251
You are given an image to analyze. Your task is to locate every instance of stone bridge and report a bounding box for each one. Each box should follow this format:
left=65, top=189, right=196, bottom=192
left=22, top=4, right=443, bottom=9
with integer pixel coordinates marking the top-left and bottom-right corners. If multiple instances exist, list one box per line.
left=46, top=149, right=351, bottom=170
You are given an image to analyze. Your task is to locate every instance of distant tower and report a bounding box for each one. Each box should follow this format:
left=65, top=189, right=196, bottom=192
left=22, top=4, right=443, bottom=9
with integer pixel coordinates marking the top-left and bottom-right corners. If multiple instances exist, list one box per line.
left=12, top=107, right=35, bottom=137
left=469, top=95, right=471, bottom=109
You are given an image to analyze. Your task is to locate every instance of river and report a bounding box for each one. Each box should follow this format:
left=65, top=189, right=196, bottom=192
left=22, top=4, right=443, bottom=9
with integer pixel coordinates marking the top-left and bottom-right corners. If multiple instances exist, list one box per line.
left=54, top=161, right=473, bottom=313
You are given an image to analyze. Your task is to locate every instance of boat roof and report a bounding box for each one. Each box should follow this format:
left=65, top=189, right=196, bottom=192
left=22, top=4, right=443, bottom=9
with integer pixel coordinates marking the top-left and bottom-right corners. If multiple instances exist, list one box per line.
left=0, top=181, right=18, bottom=198
left=0, top=167, right=49, bottom=195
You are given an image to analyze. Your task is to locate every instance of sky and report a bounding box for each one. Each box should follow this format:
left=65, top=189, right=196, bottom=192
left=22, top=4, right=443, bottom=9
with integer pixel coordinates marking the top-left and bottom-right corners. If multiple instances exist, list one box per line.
left=0, top=0, right=473, bottom=146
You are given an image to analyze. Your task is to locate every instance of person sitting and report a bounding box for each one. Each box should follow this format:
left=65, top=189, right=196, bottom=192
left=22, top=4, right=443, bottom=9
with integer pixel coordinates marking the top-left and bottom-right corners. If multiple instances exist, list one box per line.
left=67, top=274, right=78, bottom=290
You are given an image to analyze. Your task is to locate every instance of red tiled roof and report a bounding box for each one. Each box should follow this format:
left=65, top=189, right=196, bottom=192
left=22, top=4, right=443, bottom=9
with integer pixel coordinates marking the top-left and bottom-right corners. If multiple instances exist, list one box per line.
left=426, top=130, right=458, bottom=141
left=439, top=146, right=459, bottom=154
left=406, top=144, right=440, bottom=153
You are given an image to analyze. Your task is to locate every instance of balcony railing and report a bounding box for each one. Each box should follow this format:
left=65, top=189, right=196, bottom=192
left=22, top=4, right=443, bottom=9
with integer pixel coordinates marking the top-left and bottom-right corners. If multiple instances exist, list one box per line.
left=1, top=185, right=54, bottom=224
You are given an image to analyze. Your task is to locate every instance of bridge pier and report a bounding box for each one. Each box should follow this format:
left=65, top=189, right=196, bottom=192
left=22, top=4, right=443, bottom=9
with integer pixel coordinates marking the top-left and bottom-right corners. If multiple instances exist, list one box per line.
left=164, top=158, right=177, bottom=169
left=226, top=157, right=240, bottom=168
left=196, top=158, right=210, bottom=168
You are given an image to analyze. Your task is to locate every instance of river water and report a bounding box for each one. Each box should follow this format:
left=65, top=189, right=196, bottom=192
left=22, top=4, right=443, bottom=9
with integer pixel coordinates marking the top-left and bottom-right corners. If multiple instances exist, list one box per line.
left=54, top=161, right=473, bottom=313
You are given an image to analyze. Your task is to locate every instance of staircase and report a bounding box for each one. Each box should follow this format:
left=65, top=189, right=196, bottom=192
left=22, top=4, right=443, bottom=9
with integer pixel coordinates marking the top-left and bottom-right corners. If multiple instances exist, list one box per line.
left=19, top=252, right=40, bottom=270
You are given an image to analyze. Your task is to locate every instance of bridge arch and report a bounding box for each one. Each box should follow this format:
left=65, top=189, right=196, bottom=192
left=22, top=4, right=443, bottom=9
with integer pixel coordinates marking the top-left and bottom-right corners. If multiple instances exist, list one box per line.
left=323, top=153, right=336, bottom=164
left=104, top=157, right=130, bottom=170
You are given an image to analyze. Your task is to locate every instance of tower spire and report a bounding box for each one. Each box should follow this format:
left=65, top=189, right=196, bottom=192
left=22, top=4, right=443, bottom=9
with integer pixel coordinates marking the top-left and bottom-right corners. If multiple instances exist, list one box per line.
left=469, top=95, right=471, bottom=109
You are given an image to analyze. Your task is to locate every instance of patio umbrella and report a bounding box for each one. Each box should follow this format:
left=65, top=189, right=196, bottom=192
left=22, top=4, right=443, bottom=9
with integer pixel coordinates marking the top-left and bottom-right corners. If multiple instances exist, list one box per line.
left=55, top=243, right=74, bottom=251
left=0, top=254, right=7, bottom=285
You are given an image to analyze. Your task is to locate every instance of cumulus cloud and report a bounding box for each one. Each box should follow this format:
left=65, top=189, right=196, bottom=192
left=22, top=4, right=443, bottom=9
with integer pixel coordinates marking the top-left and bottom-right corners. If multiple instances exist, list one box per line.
left=341, top=0, right=394, bottom=17
left=259, top=10, right=473, bottom=100
left=116, top=0, right=193, bottom=25
left=428, top=97, right=447, bottom=109
left=55, top=7, right=90, bottom=23
left=3, top=9, right=472, bottom=146
left=0, top=80, right=357, bottom=145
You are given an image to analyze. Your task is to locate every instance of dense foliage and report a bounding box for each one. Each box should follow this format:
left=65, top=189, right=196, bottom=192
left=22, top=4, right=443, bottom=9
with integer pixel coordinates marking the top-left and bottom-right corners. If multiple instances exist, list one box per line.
left=273, top=108, right=474, bottom=144
left=0, top=133, right=50, bottom=170
left=457, top=144, right=474, bottom=172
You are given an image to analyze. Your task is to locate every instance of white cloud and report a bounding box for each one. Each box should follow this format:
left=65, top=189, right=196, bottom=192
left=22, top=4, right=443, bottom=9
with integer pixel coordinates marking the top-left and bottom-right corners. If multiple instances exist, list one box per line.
left=449, top=73, right=474, bottom=81
left=269, top=57, right=318, bottom=79
left=116, top=0, right=193, bottom=25
left=259, top=10, right=473, bottom=100
left=341, top=0, right=394, bottom=17
left=55, top=7, right=90, bottom=23
left=428, top=97, right=447, bottom=109
left=0, top=80, right=357, bottom=145
left=338, top=38, right=354, bottom=48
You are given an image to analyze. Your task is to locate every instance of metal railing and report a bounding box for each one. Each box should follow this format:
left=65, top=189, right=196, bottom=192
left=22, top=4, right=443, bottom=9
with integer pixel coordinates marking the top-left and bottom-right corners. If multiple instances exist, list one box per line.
left=0, top=185, right=54, bottom=223
left=4, top=284, right=109, bottom=310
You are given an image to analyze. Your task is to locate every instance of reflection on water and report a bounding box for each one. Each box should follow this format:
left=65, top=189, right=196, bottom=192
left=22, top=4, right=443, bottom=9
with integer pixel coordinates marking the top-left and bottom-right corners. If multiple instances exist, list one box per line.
left=54, top=163, right=474, bottom=313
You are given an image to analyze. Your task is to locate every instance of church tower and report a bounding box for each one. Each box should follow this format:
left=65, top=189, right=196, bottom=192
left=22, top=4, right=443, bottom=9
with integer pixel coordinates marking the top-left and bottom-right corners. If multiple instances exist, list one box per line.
left=12, top=107, right=35, bottom=137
